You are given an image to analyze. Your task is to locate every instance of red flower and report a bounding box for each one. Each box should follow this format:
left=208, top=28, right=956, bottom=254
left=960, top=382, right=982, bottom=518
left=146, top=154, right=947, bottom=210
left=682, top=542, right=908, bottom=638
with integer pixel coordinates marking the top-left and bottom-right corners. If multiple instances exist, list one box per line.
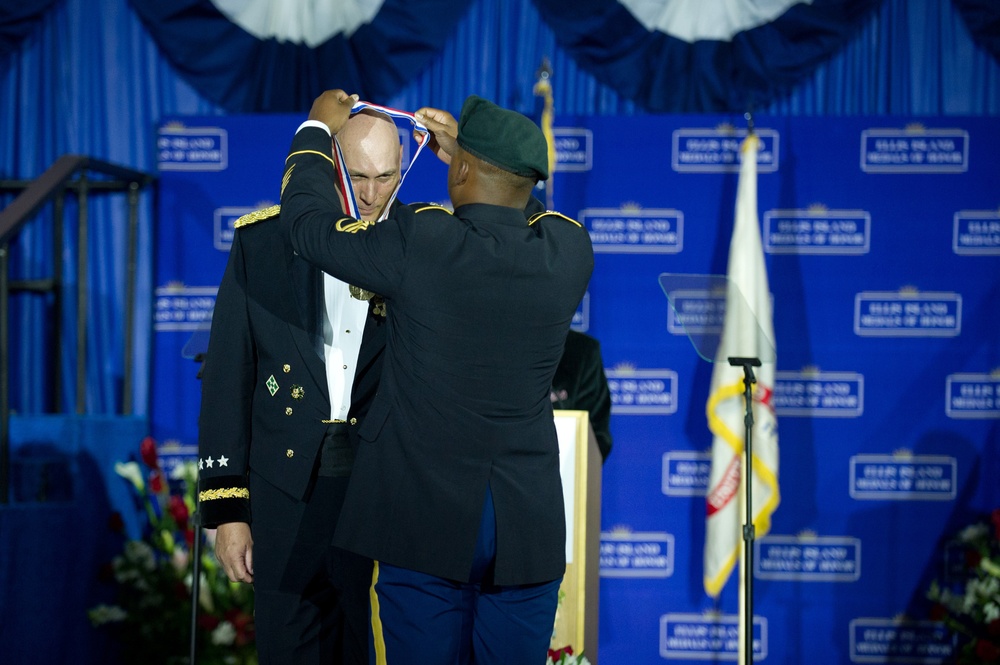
left=184, top=527, right=195, bottom=548
left=97, top=561, right=115, bottom=582
left=149, top=469, right=164, bottom=494
left=107, top=511, right=125, bottom=534
left=975, top=638, right=1000, bottom=661
left=548, top=645, right=574, bottom=661
left=197, top=614, right=221, bottom=631
left=989, top=618, right=1000, bottom=638
left=225, top=609, right=255, bottom=646
left=168, top=495, right=189, bottom=529
left=928, top=603, right=947, bottom=621
left=991, top=508, right=1000, bottom=543
left=139, top=436, right=159, bottom=469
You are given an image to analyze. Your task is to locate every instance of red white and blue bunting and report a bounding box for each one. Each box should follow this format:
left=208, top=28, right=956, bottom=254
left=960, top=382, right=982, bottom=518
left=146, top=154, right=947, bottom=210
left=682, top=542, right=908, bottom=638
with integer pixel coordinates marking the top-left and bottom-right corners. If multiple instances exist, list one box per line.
left=0, top=0, right=57, bottom=56
left=3, top=0, right=999, bottom=112
left=125, top=0, right=473, bottom=112
left=529, top=0, right=886, bottom=111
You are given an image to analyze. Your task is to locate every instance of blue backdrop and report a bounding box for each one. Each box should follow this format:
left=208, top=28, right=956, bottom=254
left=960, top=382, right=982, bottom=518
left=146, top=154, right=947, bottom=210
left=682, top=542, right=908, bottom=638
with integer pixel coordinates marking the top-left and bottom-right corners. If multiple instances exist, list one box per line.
left=153, top=111, right=1000, bottom=663
left=2, top=0, right=1000, bottom=662
left=2, top=0, right=999, bottom=419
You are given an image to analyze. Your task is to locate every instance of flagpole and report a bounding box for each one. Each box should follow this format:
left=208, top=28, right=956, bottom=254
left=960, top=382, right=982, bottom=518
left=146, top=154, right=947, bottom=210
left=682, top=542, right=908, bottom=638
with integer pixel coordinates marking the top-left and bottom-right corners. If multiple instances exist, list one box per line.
left=533, top=57, right=555, bottom=210
left=703, top=108, right=778, bottom=665
left=735, top=110, right=758, bottom=665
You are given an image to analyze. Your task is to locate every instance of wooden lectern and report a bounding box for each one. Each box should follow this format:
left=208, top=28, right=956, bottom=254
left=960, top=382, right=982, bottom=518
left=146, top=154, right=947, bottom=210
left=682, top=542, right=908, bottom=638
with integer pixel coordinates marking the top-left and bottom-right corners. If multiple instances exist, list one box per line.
left=551, top=410, right=602, bottom=663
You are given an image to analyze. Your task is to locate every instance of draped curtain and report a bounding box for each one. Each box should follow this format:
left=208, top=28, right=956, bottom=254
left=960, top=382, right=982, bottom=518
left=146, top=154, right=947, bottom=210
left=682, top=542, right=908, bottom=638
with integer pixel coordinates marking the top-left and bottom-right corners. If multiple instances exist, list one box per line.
left=1, top=0, right=998, bottom=417
left=0, top=0, right=56, bottom=56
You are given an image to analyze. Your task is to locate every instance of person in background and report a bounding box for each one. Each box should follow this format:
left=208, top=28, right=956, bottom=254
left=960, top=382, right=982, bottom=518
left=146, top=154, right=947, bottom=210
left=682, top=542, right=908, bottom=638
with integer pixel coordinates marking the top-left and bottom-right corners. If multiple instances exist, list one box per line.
left=281, top=89, right=595, bottom=665
left=196, top=109, right=405, bottom=665
left=551, top=329, right=614, bottom=462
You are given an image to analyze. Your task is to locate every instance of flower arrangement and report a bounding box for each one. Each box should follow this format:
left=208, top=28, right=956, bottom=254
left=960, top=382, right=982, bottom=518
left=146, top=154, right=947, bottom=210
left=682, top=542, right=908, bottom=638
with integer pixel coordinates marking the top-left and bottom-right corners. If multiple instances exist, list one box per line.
left=927, top=509, right=1000, bottom=664
left=547, top=645, right=591, bottom=665
left=88, top=437, right=256, bottom=665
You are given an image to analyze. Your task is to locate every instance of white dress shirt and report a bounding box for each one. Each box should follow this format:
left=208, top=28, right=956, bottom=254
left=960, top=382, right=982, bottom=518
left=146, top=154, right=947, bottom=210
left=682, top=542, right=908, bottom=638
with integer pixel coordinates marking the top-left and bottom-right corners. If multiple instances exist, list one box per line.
left=295, top=118, right=373, bottom=421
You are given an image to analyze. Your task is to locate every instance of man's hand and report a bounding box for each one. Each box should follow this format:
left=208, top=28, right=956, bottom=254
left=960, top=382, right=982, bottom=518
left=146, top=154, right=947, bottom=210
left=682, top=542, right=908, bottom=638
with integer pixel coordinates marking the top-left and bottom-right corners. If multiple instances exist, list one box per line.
left=308, top=89, right=360, bottom=135
left=415, top=107, right=458, bottom=165
left=215, top=522, right=254, bottom=584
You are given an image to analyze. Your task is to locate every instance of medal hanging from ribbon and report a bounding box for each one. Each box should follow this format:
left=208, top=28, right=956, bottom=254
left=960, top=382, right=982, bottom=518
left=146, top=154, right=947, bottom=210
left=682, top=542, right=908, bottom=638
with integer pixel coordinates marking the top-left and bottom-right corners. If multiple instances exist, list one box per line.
left=331, top=101, right=430, bottom=222
left=330, top=101, right=429, bottom=304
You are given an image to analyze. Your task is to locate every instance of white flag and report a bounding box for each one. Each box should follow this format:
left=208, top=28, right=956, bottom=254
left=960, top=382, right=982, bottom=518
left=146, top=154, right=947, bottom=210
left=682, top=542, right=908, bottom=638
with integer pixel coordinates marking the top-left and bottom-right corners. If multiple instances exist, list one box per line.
left=703, top=134, right=780, bottom=598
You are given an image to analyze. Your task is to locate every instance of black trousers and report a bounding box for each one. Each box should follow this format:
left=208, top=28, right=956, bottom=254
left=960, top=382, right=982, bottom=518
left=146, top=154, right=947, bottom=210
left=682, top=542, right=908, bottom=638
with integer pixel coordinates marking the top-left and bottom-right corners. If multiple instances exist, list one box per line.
left=248, top=430, right=371, bottom=665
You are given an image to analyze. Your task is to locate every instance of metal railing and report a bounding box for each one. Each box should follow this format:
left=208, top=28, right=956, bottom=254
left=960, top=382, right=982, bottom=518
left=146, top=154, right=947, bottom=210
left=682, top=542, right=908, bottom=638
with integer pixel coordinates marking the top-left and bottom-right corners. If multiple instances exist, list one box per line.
left=0, top=155, right=156, bottom=503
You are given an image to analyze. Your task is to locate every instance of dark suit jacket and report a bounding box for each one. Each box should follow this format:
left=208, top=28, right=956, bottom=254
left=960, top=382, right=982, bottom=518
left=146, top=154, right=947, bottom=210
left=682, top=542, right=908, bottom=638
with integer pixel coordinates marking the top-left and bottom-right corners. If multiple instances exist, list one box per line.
left=281, top=126, right=595, bottom=586
left=551, top=330, right=613, bottom=461
left=196, top=204, right=390, bottom=528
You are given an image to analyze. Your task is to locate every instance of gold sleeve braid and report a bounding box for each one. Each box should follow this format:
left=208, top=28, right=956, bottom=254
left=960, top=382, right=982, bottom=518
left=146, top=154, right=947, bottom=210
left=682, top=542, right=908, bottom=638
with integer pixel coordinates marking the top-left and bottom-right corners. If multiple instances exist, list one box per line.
left=199, top=487, right=250, bottom=502
left=335, top=218, right=375, bottom=233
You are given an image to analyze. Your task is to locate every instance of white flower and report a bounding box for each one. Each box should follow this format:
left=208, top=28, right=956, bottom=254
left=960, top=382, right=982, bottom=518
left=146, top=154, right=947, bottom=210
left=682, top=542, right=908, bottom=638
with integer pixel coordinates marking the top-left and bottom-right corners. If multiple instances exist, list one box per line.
left=963, top=579, right=983, bottom=614
left=88, top=604, right=127, bottom=625
left=114, top=461, right=145, bottom=493
left=170, top=459, right=198, bottom=483
left=171, top=548, right=190, bottom=573
left=958, top=523, right=988, bottom=543
left=980, top=574, right=1000, bottom=600
left=198, top=572, right=215, bottom=613
left=937, top=587, right=964, bottom=614
left=124, top=540, right=157, bottom=572
left=211, top=620, right=237, bottom=646
left=985, top=601, right=1000, bottom=623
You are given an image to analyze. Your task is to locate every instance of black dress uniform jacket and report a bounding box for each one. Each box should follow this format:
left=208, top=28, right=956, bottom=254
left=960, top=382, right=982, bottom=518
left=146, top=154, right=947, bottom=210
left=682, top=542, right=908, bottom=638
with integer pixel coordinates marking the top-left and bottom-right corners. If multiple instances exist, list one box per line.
left=196, top=200, right=392, bottom=528
left=281, top=126, right=595, bottom=586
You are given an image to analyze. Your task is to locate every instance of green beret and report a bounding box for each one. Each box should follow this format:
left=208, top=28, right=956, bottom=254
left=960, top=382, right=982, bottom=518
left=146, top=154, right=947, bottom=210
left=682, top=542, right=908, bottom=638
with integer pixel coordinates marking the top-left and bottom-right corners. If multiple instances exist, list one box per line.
left=457, top=95, right=549, bottom=181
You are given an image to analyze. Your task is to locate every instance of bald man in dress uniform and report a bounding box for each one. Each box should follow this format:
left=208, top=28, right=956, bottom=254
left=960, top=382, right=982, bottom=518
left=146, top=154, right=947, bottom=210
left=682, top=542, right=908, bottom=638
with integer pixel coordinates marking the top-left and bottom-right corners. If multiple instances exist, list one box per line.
left=196, top=110, right=406, bottom=665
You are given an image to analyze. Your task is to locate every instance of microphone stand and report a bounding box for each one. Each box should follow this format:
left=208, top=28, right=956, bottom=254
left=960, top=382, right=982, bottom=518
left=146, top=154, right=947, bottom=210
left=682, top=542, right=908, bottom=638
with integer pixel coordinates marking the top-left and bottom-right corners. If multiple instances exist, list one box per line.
left=189, top=497, right=201, bottom=665
left=729, top=356, right=760, bottom=665
left=189, top=351, right=205, bottom=665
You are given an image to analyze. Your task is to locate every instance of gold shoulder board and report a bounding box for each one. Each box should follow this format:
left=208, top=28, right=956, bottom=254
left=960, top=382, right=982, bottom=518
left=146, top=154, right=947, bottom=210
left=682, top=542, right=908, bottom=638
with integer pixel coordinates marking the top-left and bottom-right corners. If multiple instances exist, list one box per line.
left=527, top=211, right=583, bottom=228
left=234, top=205, right=281, bottom=229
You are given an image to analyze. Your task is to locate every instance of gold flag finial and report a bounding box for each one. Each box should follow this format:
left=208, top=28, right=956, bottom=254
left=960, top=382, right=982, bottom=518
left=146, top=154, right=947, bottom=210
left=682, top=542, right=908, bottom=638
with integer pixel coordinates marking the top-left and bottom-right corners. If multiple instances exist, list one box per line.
left=533, top=57, right=555, bottom=210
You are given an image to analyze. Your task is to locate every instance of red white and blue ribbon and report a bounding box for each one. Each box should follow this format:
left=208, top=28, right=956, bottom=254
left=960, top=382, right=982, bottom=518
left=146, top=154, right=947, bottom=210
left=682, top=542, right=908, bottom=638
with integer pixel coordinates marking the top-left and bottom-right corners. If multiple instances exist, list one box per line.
left=331, top=100, right=430, bottom=221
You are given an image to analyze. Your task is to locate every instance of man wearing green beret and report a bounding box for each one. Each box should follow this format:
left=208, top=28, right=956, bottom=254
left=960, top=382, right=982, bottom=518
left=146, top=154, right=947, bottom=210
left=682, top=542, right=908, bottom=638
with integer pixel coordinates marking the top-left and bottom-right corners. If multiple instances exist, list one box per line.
left=281, top=89, right=594, bottom=665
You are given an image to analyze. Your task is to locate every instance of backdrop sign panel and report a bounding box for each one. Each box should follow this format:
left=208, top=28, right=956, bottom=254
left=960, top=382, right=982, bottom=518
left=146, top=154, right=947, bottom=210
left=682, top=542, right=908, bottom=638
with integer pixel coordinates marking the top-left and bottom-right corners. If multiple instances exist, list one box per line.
left=154, top=114, right=1000, bottom=665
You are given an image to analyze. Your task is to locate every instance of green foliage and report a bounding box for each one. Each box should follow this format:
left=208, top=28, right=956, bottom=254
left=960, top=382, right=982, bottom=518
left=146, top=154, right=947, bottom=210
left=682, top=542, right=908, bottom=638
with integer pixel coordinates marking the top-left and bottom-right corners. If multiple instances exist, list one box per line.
left=89, top=438, right=256, bottom=665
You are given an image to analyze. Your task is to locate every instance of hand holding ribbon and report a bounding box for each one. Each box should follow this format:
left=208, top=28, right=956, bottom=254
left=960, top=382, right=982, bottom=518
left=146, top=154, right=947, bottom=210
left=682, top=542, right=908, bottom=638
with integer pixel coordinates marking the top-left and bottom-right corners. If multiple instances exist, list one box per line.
left=414, top=107, right=458, bottom=165
left=308, top=89, right=359, bottom=135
